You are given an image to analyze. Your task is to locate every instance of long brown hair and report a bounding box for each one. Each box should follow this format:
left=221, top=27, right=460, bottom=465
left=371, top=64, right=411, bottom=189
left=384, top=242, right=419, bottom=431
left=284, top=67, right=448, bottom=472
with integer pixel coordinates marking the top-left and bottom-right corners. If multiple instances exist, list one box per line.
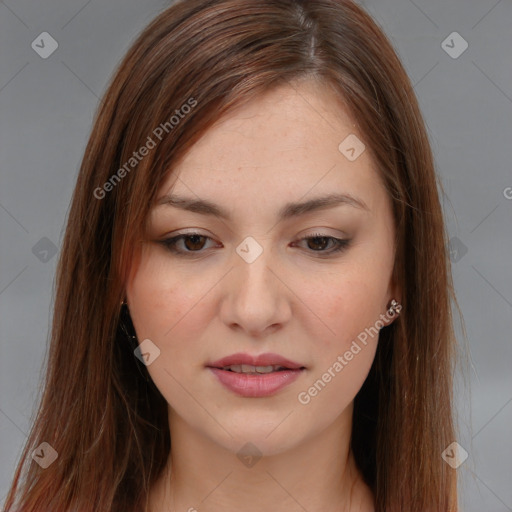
left=3, top=0, right=460, bottom=510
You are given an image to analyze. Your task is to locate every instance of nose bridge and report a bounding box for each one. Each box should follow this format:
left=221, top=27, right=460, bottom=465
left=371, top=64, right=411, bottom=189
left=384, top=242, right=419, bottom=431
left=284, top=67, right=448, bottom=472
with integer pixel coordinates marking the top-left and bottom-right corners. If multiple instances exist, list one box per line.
left=234, top=235, right=277, bottom=301
left=223, top=235, right=290, bottom=335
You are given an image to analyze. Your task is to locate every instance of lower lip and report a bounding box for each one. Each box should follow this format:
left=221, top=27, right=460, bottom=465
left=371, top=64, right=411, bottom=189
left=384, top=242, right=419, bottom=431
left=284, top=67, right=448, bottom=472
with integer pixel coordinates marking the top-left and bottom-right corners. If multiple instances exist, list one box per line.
left=207, top=367, right=304, bottom=397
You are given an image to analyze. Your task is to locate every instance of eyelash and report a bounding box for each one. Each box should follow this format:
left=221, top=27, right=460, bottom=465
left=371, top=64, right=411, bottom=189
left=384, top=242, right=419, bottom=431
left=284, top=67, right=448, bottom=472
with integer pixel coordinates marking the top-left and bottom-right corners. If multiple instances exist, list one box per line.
left=158, top=232, right=351, bottom=258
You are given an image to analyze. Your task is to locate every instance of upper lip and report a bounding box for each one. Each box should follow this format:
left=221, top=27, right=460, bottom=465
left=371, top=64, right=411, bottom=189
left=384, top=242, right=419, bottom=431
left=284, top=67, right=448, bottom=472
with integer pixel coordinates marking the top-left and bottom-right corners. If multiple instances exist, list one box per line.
left=207, top=352, right=305, bottom=369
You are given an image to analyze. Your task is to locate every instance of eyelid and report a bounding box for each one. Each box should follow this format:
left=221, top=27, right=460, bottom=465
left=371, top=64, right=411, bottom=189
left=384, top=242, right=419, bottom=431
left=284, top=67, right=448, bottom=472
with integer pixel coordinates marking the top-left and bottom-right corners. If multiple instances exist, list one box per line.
left=157, top=230, right=351, bottom=257
left=162, top=227, right=347, bottom=241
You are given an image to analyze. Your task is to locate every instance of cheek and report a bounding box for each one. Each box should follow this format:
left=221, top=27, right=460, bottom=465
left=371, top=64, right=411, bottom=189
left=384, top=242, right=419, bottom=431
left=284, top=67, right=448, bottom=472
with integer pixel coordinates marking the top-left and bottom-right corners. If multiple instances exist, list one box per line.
left=309, top=270, right=387, bottom=350
left=126, top=253, right=216, bottom=408
left=126, top=250, right=207, bottom=351
left=296, top=278, right=381, bottom=414
left=295, top=250, right=392, bottom=408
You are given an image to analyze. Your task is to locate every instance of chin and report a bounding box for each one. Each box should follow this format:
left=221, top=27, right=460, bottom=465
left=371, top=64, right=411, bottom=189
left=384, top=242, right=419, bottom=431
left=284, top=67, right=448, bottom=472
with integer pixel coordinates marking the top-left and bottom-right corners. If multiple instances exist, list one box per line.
left=222, top=432, right=299, bottom=459
left=201, top=414, right=300, bottom=458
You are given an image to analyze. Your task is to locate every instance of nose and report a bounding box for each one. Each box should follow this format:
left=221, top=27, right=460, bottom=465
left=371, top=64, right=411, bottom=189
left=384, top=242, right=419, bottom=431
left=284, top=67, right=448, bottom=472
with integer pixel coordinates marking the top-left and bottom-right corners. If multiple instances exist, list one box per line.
left=219, top=243, right=292, bottom=338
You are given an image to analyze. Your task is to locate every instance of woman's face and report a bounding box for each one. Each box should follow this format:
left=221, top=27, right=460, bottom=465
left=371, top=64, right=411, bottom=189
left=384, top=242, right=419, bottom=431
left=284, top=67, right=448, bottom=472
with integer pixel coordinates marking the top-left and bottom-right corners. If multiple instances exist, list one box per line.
left=126, top=79, right=398, bottom=456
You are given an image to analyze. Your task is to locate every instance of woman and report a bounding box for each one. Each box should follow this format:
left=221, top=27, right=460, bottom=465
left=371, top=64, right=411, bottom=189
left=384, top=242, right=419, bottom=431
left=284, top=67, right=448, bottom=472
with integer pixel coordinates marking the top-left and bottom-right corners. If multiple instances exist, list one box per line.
left=3, top=0, right=460, bottom=510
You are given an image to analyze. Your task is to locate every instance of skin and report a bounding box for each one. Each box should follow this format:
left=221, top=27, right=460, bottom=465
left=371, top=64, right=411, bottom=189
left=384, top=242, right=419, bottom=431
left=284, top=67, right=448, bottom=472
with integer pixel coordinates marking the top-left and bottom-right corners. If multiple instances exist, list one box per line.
left=126, top=78, right=400, bottom=512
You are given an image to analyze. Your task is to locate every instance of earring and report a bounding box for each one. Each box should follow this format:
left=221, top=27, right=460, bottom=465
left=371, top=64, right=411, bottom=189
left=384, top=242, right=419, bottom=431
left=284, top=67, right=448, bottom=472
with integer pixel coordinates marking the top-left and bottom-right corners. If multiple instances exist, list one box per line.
left=120, top=299, right=138, bottom=346
left=120, top=302, right=137, bottom=345
left=387, top=299, right=402, bottom=316
left=119, top=300, right=151, bottom=383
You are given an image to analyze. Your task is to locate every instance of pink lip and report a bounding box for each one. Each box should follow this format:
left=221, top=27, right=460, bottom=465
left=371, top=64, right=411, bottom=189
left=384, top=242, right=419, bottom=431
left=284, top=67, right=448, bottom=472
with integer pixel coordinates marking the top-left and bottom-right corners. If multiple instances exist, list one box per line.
left=207, top=352, right=304, bottom=369
left=206, top=352, right=306, bottom=398
left=208, top=368, right=304, bottom=397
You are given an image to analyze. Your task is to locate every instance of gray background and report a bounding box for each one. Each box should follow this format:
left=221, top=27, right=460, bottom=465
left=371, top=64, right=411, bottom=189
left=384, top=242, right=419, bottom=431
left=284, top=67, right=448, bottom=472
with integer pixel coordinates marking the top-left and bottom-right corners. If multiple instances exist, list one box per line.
left=0, top=0, right=511, bottom=510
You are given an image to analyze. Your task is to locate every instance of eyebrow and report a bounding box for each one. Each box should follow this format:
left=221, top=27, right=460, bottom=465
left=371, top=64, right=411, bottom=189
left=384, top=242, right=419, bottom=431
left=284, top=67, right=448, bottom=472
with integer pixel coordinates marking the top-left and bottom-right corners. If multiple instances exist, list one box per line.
left=155, top=192, right=369, bottom=221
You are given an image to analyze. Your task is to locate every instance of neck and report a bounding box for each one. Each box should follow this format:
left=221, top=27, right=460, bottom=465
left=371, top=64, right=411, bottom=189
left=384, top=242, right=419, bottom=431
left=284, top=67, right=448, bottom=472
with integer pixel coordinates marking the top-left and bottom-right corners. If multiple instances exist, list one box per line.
left=148, top=403, right=375, bottom=512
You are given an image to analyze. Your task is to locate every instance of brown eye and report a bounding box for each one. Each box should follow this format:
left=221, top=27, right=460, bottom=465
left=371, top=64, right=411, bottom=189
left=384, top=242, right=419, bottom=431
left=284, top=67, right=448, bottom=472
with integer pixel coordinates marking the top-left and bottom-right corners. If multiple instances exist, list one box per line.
left=159, top=233, right=217, bottom=255
left=293, top=233, right=351, bottom=256
left=305, top=236, right=330, bottom=251
left=158, top=232, right=350, bottom=258
left=182, top=234, right=207, bottom=251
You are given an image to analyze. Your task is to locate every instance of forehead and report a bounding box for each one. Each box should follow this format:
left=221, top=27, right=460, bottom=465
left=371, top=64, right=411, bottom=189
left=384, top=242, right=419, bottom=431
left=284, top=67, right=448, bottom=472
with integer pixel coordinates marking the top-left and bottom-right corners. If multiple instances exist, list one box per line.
left=157, top=81, right=387, bottom=217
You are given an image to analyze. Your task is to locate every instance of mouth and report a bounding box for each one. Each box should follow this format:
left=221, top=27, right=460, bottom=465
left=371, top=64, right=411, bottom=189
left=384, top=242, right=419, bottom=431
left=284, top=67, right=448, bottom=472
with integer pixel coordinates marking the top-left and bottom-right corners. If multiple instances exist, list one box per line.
left=206, top=353, right=306, bottom=397
left=216, top=364, right=304, bottom=374
left=206, top=352, right=305, bottom=372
